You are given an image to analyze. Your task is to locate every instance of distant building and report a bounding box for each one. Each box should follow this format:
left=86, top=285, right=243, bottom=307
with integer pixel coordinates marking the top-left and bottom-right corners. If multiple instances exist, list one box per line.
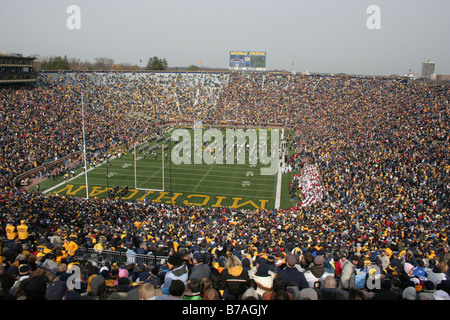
left=421, top=59, right=435, bottom=80
left=437, top=74, right=450, bottom=85
left=0, top=52, right=37, bottom=86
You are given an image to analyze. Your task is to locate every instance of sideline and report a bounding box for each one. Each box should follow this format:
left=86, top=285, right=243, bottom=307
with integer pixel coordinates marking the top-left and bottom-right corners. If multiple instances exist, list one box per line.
left=43, top=157, right=114, bottom=194
left=274, top=129, right=284, bottom=209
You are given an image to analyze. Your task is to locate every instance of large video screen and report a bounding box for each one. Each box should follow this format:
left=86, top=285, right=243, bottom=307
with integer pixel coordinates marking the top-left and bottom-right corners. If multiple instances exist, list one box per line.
left=229, top=51, right=266, bottom=71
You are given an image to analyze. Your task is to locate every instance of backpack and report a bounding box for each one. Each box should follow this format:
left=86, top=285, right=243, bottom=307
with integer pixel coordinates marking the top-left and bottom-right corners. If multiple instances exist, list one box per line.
left=354, top=267, right=367, bottom=289
left=412, top=266, right=428, bottom=280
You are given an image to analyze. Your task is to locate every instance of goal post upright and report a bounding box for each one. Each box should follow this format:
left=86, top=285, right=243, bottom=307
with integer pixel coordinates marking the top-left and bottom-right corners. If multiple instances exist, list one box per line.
left=133, top=139, right=165, bottom=192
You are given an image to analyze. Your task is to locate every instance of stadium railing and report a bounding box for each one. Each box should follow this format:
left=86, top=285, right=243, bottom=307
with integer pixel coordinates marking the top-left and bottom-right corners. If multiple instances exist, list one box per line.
left=75, top=247, right=168, bottom=266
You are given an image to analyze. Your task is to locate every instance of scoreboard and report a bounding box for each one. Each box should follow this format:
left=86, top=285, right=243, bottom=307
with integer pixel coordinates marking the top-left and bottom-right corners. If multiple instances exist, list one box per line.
left=229, top=51, right=266, bottom=71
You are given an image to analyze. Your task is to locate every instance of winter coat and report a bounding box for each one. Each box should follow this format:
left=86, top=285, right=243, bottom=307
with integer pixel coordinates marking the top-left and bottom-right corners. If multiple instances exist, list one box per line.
left=372, top=289, right=402, bottom=300
left=304, top=266, right=333, bottom=289
left=189, top=263, right=211, bottom=282
left=427, top=266, right=448, bottom=286
left=248, top=267, right=276, bottom=297
left=161, top=264, right=189, bottom=294
left=339, top=261, right=356, bottom=290
left=277, top=265, right=309, bottom=290
left=221, top=265, right=249, bottom=297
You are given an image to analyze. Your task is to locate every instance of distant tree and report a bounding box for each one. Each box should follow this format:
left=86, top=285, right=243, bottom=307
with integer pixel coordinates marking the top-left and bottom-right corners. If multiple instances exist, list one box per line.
left=187, top=65, right=200, bottom=71
left=111, top=63, right=140, bottom=71
left=146, top=56, right=168, bottom=71
left=68, top=57, right=84, bottom=70
left=91, top=57, right=115, bottom=71
left=41, top=56, right=71, bottom=71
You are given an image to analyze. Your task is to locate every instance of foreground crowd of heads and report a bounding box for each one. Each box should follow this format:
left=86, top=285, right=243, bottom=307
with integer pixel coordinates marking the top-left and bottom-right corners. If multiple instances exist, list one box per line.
left=1, top=233, right=450, bottom=300
left=0, top=71, right=449, bottom=300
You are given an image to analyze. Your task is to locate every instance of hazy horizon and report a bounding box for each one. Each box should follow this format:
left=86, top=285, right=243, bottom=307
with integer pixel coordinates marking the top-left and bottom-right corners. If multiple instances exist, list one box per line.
left=1, top=0, right=449, bottom=76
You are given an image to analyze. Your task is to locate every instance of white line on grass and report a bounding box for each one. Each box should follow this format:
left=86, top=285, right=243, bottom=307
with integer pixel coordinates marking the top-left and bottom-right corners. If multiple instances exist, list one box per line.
left=43, top=155, right=119, bottom=194
left=275, top=129, right=284, bottom=209
left=192, top=163, right=215, bottom=192
left=42, top=166, right=97, bottom=194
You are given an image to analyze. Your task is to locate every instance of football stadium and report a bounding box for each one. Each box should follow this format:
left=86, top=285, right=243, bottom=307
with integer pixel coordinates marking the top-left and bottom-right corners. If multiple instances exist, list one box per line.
left=1, top=1, right=450, bottom=308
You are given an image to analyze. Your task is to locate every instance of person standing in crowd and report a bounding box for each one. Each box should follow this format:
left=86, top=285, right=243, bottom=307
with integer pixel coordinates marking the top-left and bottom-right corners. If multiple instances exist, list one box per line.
left=189, top=251, right=211, bottom=282
left=304, top=255, right=333, bottom=289
left=221, top=254, right=250, bottom=300
left=160, top=253, right=189, bottom=295
left=340, top=255, right=361, bottom=291
left=5, top=221, right=17, bottom=244
left=17, top=220, right=29, bottom=243
left=277, top=254, right=309, bottom=290
left=63, top=238, right=79, bottom=258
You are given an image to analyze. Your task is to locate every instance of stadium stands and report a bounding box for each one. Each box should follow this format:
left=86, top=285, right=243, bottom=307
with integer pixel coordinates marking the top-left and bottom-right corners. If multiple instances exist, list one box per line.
left=0, top=71, right=449, bottom=301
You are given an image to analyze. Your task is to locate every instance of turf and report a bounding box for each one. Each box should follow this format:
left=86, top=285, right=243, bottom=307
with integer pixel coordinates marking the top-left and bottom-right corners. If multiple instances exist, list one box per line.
left=35, top=127, right=298, bottom=210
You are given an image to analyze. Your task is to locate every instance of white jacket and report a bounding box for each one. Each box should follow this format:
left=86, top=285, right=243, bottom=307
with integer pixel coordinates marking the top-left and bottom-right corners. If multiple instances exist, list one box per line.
left=248, top=267, right=276, bottom=297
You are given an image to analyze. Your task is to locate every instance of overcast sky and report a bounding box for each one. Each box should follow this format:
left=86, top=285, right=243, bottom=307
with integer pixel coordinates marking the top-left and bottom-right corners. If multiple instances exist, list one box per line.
left=1, top=0, right=449, bottom=75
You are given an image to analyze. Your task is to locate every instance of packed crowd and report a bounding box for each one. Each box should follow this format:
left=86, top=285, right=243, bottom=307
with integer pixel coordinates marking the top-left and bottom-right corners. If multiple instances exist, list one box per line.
left=0, top=71, right=449, bottom=301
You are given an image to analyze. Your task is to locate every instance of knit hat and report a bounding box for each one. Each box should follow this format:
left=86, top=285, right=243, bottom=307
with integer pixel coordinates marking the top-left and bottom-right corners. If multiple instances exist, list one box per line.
left=89, top=275, right=106, bottom=296
left=193, top=251, right=204, bottom=262
left=19, top=264, right=29, bottom=275
left=313, top=255, right=325, bottom=266
left=402, top=286, right=417, bottom=300
left=65, top=290, right=81, bottom=300
left=434, top=290, right=450, bottom=300
left=299, top=288, right=318, bottom=300
left=107, top=287, right=139, bottom=300
left=46, top=281, right=67, bottom=300
left=7, top=265, right=19, bottom=277
left=23, top=275, right=47, bottom=300
left=168, top=253, right=184, bottom=267
left=242, top=258, right=251, bottom=271
left=119, top=268, right=129, bottom=279
left=286, top=285, right=301, bottom=300
left=169, top=280, right=185, bottom=296
left=256, top=263, right=269, bottom=277
left=404, top=263, right=414, bottom=275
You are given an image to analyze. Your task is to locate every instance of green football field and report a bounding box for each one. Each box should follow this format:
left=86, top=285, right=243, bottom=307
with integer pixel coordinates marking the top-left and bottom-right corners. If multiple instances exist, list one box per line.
left=34, top=127, right=298, bottom=210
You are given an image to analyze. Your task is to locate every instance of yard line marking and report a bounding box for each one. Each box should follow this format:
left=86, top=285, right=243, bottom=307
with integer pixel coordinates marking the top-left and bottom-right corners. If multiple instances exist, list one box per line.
left=192, top=163, right=215, bottom=192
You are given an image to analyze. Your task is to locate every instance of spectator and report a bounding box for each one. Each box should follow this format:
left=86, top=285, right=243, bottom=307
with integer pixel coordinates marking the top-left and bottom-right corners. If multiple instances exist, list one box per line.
left=320, top=275, right=348, bottom=300
left=248, top=258, right=275, bottom=298
left=427, top=261, right=449, bottom=286
left=160, top=253, right=188, bottom=295
left=299, top=287, right=318, bottom=300
left=372, top=278, right=401, bottom=300
left=46, top=281, right=67, bottom=300
left=183, top=279, right=202, bottom=300
left=277, top=254, right=309, bottom=290
left=221, top=255, right=249, bottom=300
left=138, top=283, right=156, bottom=300
left=303, top=255, right=333, bottom=289
left=402, top=286, right=418, bottom=300
left=154, top=279, right=184, bottom=300
left=189, top=251, right=211, bottom=282
left=339, top=255, right=360, bottom=291
left=202, top=287, right=220, bottom=300
left=199, top=277, right=214, bottom=299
